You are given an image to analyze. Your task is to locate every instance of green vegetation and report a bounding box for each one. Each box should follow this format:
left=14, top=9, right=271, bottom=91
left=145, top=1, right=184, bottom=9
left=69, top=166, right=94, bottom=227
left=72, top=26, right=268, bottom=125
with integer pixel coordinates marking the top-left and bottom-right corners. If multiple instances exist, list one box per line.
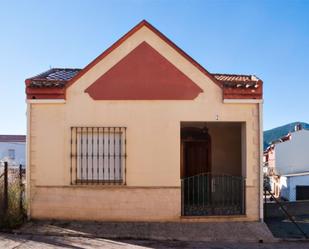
left=0, top=177, right=26, bottom=229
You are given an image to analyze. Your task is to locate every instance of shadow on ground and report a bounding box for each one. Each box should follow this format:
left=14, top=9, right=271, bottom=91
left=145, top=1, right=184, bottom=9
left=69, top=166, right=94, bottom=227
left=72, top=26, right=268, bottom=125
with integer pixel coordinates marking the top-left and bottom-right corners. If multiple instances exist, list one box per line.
left=265, top=215, right=309, bottom=239
left=15, top=220, right=275, bottom=243
left=2, top=232, right=309, bottom=249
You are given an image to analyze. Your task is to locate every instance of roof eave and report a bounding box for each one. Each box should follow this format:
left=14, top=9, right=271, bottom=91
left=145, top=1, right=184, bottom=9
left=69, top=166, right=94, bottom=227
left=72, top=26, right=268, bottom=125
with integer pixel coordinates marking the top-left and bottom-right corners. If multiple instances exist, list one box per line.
left=26, top=86, right=65, bottom=99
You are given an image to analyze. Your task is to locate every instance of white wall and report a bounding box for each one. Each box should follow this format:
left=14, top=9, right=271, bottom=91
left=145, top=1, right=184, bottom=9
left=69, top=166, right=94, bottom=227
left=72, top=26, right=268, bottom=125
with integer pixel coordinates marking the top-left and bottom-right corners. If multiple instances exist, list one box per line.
left=279, top=176, right=289, bottom=200
left=280, top=174, right=309, bottom=201
left=275, top=130, right=309, bottom=175
left=0, top=141, right=26, bottom=166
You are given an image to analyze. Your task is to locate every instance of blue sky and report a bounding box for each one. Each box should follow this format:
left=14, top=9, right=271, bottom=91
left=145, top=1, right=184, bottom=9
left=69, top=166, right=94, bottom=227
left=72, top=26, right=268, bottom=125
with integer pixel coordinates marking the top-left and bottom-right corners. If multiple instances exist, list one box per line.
left=0, top=0, right=308, bottom=134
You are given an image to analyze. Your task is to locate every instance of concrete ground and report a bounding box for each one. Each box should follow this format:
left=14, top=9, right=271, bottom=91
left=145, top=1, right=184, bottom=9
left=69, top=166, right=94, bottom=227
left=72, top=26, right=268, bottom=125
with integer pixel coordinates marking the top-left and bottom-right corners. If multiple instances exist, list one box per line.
left=1, top=232, right=309, bottom=249
left=264, top=215, right=309, bottom=239
left=14, top=220, right=275, bottom=243
left=3, top=220, right=309, bottom=248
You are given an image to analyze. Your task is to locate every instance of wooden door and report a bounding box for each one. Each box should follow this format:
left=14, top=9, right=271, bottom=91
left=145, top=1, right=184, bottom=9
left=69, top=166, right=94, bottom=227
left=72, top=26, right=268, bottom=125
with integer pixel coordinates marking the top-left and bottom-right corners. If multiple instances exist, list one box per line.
left=184, top=141, right=210, bottom=177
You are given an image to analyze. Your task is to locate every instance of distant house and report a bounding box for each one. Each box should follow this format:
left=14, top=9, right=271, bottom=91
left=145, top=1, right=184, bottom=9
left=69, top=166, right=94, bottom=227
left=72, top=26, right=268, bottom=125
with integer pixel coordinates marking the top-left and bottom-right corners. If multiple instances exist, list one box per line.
left=0, top=135, right=26, bottom=167
left=280, top=172, right=309, bottom=201
left=264, top=125, right=309, bottom=201
left=25, top=20, right=263, bottom=222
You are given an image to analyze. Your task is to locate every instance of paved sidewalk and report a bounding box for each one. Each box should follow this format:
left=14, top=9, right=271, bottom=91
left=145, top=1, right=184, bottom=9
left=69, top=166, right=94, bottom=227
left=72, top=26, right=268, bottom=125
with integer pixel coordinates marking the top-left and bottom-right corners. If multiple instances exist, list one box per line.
left=1, top=232, right=309, bottom=249
left=14, top=220, right=275, bottom=243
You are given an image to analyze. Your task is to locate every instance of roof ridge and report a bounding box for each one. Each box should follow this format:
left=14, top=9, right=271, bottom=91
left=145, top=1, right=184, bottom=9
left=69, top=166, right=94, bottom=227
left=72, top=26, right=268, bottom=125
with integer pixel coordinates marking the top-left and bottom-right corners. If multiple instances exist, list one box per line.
left=51, top=68, right=82, bottom=71
left=212, top=73, right=260, bottom=82
left=212, top=72, right=255, bottom=77
left=0, top=135, right=26, bottom=136
left=27, top=68, right=55, bottom=80
left=0, top=135, right=26, bottom=142
left=27, top=68, right=82, bottom=81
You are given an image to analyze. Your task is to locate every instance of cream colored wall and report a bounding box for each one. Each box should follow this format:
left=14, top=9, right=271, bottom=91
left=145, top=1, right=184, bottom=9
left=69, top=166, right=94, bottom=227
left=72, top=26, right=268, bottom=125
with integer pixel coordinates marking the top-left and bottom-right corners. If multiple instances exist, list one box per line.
left=30, top=104, right=65, bottom=186
left=207, top=123, right=242, bottom=176
left=28, top=25, right=261, bottom=221
left=31, top=186, right=180, bottom=221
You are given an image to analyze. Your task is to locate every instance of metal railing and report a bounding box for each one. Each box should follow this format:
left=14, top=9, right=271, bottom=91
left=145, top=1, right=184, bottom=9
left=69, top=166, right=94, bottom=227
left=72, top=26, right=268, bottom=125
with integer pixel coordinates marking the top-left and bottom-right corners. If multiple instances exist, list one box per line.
left=181, top=173, right=246, bottom=216
left=70, top=127, right=127, bottom=185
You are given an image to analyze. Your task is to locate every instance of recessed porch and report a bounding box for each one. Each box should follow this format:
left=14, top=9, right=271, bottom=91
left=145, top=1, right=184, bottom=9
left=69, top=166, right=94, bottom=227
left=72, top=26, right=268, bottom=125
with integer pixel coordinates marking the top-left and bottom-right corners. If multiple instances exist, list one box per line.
left=181, top=122, right=246, bottom=216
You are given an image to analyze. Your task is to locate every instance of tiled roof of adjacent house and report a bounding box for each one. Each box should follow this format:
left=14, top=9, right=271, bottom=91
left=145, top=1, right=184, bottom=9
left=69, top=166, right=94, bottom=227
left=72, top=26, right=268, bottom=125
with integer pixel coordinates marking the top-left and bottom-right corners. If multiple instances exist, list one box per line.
left=27, top=68, right=260, bottom=89
left=0, top=135, right=26, bottom=143
left=27, top=68, right=81, bottom=88
left=212, top=73, right=261, bottom=89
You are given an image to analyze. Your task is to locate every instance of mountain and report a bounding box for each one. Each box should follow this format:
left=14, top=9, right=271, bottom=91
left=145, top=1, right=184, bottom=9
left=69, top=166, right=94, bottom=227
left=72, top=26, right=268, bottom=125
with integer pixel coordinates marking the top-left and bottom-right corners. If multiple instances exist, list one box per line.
left=263, top=122, right=309, bottom=150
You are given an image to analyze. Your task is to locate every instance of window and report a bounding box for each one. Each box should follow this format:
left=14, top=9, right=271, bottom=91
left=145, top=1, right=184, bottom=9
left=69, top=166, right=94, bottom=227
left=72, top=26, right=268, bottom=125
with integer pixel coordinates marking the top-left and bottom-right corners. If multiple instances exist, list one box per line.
left=70, top=127, right=126, bottom=185
left=8, top=149, right=15, bottom=160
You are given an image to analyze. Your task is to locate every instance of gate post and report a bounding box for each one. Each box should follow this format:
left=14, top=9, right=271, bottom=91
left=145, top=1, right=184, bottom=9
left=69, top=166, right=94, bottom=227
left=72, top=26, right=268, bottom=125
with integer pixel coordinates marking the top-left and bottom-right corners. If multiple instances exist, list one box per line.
left=19, top=164, right=23, bottom=215
left=264, top=189, right=267, bottom=219
left=3, top=162, right=8, bottom=214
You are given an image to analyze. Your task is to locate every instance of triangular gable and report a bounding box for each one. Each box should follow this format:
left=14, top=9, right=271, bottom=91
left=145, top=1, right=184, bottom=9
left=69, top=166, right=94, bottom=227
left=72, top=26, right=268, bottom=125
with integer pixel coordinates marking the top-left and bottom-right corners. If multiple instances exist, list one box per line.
left=26, top=20, right=262, bottom=100
left=66, top=20, right=223, bottom=93
left=85, top=42, right=203, bottom=100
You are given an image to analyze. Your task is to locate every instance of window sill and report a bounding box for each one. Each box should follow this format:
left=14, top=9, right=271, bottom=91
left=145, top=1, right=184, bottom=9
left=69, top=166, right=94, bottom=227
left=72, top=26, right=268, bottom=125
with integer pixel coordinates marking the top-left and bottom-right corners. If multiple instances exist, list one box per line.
left=35, top=185, right=180, bottom=189
left=74, top=179, right=124, bottom=185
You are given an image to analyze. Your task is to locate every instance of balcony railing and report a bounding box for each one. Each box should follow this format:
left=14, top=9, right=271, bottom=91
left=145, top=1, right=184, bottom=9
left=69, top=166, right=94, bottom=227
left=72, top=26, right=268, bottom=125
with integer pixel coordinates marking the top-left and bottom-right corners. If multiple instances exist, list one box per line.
left=181, top=173, right=246, bottom=216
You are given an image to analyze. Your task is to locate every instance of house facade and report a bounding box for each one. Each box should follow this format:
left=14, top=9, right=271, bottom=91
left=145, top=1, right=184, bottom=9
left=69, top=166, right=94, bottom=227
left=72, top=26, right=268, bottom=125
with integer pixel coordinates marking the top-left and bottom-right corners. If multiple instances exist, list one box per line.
left=275, top=129, right=309, bottom=175
left=25, top=21, right=263, bottom=222
left=264, top=128, right=309, bottom=201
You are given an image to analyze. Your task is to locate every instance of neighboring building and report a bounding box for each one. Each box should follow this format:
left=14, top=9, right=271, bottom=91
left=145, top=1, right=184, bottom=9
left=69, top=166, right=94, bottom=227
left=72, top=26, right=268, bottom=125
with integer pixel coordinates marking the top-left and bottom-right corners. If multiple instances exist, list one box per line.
left=25, top=20, right=263, bottom=222
left=280, top=172, right=309, bottom=201
left=275, top=128, right=309, bottom=175
left=263, top=121, right=309, bottom=150
left=264, top=126, right=309, bottom=201
left=0, top=135, right=26, bottom=167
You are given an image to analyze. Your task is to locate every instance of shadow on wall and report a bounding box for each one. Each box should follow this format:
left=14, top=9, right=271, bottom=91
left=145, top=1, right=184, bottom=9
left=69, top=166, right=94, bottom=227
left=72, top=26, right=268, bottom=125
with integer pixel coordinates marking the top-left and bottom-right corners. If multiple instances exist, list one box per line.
left=280, top=185, right=290, bottom=201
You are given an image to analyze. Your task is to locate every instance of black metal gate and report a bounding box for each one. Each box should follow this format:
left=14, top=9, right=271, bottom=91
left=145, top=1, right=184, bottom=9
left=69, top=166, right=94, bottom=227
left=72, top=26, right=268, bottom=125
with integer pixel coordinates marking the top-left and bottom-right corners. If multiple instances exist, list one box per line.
left=0, top=162, right=26, bottom=228
left=181, top=173, right=245, bottom=216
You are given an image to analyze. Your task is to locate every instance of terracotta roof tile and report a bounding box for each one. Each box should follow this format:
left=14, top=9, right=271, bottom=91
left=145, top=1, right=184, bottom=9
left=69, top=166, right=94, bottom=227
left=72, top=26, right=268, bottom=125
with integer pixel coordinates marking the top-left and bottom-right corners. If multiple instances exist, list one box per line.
left=27, top=68, right=81, bottom=88
left=212, top=73, right=261, bottom=89
left=27, top=68, right=261, bottom=90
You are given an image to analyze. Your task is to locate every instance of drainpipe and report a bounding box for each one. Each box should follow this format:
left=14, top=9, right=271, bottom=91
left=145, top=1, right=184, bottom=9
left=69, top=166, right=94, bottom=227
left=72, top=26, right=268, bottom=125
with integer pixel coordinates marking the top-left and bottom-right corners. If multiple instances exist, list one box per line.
left=26, top=101, right=31, bottom=219
left=259, top=101, right=264, bottom=221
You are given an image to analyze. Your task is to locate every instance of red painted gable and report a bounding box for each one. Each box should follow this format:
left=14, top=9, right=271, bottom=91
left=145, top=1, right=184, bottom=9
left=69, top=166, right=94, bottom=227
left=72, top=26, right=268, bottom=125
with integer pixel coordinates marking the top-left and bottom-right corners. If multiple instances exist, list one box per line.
left=26, top=20, right=262, bottom=100
left=85, top=42, right=203, bottom=100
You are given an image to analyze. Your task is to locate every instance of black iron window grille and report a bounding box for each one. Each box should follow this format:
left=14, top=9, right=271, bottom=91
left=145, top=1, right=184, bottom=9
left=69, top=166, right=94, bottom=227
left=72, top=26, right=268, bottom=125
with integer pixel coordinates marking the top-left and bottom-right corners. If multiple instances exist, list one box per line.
left=70, top=127, right=127, bottom=185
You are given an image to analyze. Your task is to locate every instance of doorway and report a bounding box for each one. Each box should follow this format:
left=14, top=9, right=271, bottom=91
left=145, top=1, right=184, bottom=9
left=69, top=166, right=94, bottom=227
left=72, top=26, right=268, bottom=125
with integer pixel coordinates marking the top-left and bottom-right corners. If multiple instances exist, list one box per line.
left=180, top=122, right=245, bottom=216
left=181, top=127, right=211, bottom=178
